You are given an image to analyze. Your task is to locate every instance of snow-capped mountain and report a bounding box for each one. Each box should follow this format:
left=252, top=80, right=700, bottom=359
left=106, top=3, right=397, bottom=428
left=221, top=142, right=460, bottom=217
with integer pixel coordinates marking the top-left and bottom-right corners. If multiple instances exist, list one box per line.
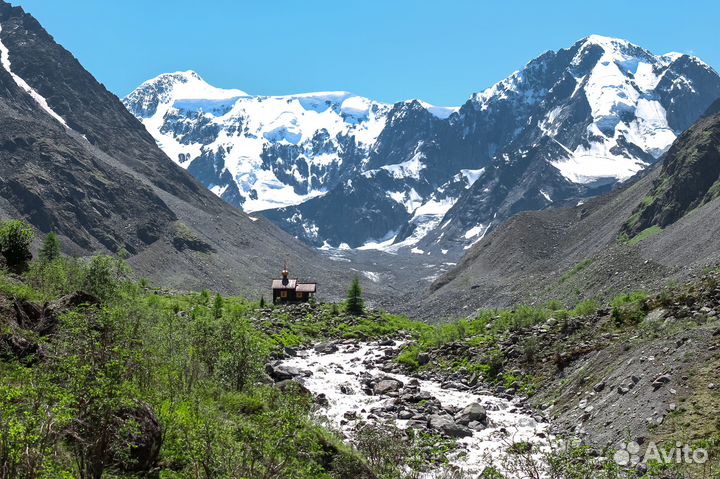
left=124, top=72, right=456, bottom=212
left=124, top=35, right=720, bottom=256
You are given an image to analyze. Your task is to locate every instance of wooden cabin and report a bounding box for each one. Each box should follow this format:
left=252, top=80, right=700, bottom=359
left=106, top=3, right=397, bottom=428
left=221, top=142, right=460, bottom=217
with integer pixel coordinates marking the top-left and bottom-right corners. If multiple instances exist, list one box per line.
left=272, top=267, right=317, bottom=304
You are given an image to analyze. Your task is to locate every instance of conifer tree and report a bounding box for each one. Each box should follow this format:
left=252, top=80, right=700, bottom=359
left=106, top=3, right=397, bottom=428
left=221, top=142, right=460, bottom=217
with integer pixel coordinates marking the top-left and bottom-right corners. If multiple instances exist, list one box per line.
left=39, top=232, right=61, bottom=262
left=346, top=275, right=364, bottom=315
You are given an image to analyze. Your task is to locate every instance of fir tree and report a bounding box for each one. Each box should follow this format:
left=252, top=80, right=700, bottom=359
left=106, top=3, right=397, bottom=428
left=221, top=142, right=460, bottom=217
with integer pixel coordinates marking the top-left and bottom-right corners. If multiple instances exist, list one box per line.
left=346, top=275, right=364, bottom=315
left=39, top=232, right=61, bottom=262
left=213, top=293, right=224, bottom=319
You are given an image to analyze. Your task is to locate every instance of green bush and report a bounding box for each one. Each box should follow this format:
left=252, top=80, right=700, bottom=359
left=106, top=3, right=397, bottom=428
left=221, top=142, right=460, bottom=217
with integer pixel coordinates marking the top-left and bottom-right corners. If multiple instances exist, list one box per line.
left=396, top=346, right=421, bottom=370
left=611, top=291, right=649, bottom=326
left=0, top=219, right=35, bottom=270
left=82, top=254, right=132, bottom=300
left=520, top=337, right=540, bottom=363
left=572, top=299, right=598, bottom=317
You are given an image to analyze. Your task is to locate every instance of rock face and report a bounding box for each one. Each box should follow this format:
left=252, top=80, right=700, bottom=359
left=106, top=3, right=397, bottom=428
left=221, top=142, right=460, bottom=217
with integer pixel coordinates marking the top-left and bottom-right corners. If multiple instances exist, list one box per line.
left=621, top=111, right=720, bottom=238
left=126, top=36, right=720, bottom=256
left=0, top=1, right=364, bottom=301
left=1, top=291, right=100, bottom=362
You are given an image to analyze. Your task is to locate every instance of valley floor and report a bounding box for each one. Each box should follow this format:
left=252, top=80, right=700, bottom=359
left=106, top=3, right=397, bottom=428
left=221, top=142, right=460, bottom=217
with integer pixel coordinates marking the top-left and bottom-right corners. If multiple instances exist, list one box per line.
left=2, top=248, right=720, bottom=478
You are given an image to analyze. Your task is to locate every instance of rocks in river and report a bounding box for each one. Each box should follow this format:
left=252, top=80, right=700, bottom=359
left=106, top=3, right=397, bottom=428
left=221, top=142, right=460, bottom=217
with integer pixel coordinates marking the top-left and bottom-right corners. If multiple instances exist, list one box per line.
left=339, top=383, right=355, bottom=395
left=398, top=410, right=414, bottom=420
left=314, top=343, right=339, bottom=354
left=274, top=379, right=312, bottom=396
left=374, top=377, right=404, bottom=395
left=428, top=414, right=473, bottom=438
left=401, top=390, right=433, bottom=403
left=265, top=363, right=311, bottom=381
left=455, top=403, right=487, bottom=426
left=468, top=420, right=486, bottom=431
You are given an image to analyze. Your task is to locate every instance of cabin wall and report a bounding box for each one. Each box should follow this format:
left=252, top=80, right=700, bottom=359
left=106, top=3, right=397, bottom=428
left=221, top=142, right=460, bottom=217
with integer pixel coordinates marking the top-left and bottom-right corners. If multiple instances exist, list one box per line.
left=272, top=289, right=313, bottom=304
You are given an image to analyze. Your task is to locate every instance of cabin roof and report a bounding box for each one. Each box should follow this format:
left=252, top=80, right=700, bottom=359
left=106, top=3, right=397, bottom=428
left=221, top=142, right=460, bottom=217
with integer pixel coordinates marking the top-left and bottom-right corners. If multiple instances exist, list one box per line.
left=296, top=283, right=317, bottom=293
left=272, top=278, right=297, bottom=290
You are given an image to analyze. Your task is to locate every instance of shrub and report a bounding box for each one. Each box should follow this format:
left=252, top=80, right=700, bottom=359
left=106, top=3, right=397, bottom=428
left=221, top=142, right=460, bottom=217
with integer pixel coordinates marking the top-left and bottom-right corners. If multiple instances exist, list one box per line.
left=396, top=346, right=421, bottom=370
left=82, top=255, right=132, bottom=301
left=611, top=291, right=649, bottom=326
left=0, top=219, right=35, bottom=270
left=572, top=299, right=598, bottom=317
left=213, top=293, right=224, bottom=319
left=520, top=337, right=540, bottom=363
left=215, top=317, right=267, bottom=391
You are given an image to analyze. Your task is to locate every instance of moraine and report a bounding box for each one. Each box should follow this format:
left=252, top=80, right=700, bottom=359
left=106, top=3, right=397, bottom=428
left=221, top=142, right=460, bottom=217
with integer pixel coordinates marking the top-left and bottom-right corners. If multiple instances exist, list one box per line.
left=275, top=340, right=551, bottom=476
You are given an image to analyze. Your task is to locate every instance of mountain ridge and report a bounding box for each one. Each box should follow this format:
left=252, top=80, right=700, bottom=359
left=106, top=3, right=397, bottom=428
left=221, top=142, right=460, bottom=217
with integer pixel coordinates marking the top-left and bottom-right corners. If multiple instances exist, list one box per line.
left=125, top=35, right=720, bottom=256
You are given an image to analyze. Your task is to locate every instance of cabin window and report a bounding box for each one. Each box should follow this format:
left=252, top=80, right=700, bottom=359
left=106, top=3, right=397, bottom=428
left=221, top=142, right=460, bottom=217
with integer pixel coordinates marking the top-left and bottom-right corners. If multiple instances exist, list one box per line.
left=297, top=292, right=304, bottom=298
left=280, top=290, right=287, bottom=298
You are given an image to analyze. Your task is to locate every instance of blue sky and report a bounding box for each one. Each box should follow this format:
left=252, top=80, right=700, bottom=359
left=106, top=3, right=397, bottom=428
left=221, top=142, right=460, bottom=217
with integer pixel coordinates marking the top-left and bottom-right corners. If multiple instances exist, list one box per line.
left=11, top=0, right=720, bottom=106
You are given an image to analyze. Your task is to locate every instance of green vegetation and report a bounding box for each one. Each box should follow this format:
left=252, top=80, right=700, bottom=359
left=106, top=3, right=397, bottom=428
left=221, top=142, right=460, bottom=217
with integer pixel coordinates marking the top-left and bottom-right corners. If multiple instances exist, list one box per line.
left=346, top=275, right=364, bottom=315
left=611, top=291, right=649, bottom=325
left=627, top=225, right=663, bottom=245
left=3, top=256, right=373, bottom=478
left=0, top=219, right=35, bottom=270
left=559, top=258, right=593, bottom=284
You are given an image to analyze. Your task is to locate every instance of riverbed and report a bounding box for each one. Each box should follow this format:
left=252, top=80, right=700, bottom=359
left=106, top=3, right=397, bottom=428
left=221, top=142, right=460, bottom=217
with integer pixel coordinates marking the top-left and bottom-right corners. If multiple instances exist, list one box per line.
left=278, top=340, right=551, bottom=476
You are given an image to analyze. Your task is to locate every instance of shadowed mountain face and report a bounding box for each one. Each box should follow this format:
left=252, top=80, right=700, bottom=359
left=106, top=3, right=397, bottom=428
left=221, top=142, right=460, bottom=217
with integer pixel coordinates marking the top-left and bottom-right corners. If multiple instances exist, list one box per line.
left=126, top=36, right=720, bottom=257
left=411, top=111, right=720, bottom=321
left=621, top=112, right=720, bottom=238
left=0, top=1, right=364, bottom=302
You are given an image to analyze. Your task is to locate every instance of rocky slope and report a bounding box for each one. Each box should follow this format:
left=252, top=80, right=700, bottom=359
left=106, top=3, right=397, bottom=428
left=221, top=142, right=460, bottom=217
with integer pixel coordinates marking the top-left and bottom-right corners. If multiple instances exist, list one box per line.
left=416, top=110, right=720, bottom=320
left=0, top=1, right=362, bottom=301
left=392, top=271, right=720, bottom=474
left=621, top=111, right=720, bottom=237
left=126, top=36, right=720, bottom=256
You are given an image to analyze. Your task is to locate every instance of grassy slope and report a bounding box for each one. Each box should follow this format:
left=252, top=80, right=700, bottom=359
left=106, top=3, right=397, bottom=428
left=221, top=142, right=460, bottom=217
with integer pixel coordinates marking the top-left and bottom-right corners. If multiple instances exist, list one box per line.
left=0, top=256, right=400, bottom=479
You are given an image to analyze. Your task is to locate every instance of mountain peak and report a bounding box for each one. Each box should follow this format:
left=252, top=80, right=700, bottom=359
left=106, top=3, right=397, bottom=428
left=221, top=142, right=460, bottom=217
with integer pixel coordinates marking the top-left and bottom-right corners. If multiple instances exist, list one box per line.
left=141, top=70, right=247, bottom=98
left=124, top=70, right=248, bottom=118
left=580, top=34, right=632, bottom=49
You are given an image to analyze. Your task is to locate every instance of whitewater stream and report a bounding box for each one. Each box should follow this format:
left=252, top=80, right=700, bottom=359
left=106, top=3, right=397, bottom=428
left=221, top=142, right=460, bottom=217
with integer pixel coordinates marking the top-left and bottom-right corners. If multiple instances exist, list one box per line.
left=277, top=340, right=551, bottom=476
